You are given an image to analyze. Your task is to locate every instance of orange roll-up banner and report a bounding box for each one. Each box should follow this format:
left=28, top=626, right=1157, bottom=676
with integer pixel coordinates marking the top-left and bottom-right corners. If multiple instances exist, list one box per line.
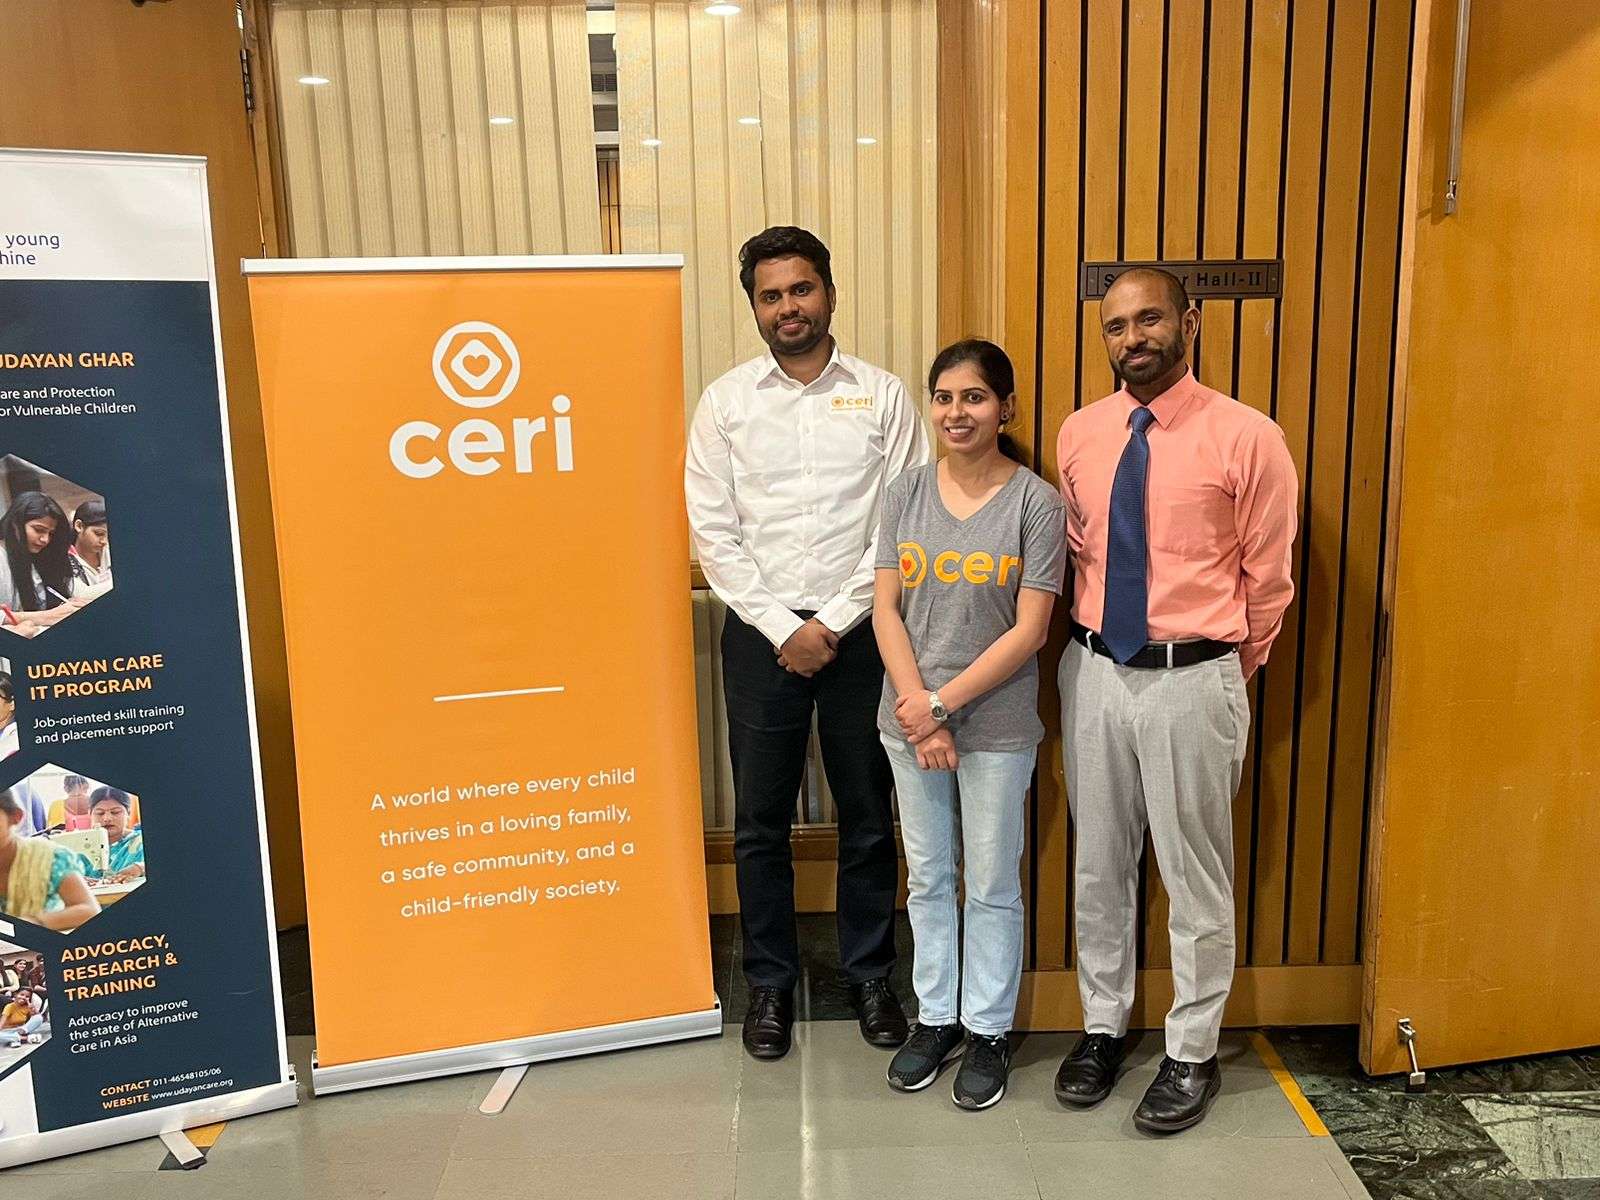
left=243, top=256, right=719, bottom=1094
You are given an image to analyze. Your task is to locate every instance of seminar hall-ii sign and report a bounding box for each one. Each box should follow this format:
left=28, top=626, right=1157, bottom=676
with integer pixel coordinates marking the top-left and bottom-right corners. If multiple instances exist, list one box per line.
left=1081, top=259, right=1284, bottom=300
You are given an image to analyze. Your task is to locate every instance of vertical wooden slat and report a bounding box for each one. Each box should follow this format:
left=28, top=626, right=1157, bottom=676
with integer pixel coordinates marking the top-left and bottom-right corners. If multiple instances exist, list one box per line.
left=1322, top=0, right=1408, bottom=964
left=481, top=6, right=530, bottom=255
left=792, top=0, right=827, bottom=234
left=338, top=7, right=395, bottom=256
left=1122, top=0, right=1164, bottom=261
left=1000, top=0, right=1042, bottom=967
left=1124, top=0, right=1171, bottom=969
left=726, top=4, right=768, bottom=366
left=824, top=0, right=858, bottom=348
left=443, top=6, right=494, bottom=254
left=411, top=5, right=462, bottom=253
left=1195, top=0, right=1244, bottom=390
left=689, top=9, right=735, bottom=380
left=652, top=5, right=702, bottom=415
left=855, top=0, right=889, bottom=368
left=373, top=6, right=426, bottom=253
left=890, top=0, right=925, bottom=406
left=1034, top=0, right=1084, bottom=974
left=756, top=0, right=794, bottom=224
left=304, top=8, right=359, bottom=255
left=1251, top=0, right=1329, bottom=966
left=273, top=10, right=327, bottom=256
left=616, top=2, right=661, bottom=252
left=1285, top=0, right=1371, bottom=964
left=1078, top=0, right=1121, bottom=410
left=1162, top=0, right=1203, bottom=259
left=550, top=1, right=602, bottom=251
left=1230, top=0, right=1288, bottom=960
left=918, top=0, right=937, bottom=376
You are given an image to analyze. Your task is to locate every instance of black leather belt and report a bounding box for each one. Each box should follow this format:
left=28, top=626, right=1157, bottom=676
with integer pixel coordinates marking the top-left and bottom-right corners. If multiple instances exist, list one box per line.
left=1070, top=624, right=1236, bottom=670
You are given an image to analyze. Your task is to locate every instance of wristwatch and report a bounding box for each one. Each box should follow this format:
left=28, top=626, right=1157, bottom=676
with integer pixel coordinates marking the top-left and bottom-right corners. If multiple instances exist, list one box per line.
left=928, top=692, right=949, bottom=723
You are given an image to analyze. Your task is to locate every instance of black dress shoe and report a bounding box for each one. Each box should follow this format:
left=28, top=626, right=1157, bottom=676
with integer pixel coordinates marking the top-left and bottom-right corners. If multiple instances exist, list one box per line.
left=848, top=978, right=909, bottom=1048
left=1133, top=1055, right=1222, bottom=1134
left=1054, top=1032, right=1130, bottom=1107
left=742, top=986, right=794, bottom=1060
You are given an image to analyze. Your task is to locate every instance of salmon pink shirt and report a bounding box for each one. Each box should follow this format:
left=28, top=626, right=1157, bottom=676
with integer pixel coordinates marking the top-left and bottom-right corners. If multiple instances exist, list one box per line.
left=1055, top=369, right=1298, bottom=679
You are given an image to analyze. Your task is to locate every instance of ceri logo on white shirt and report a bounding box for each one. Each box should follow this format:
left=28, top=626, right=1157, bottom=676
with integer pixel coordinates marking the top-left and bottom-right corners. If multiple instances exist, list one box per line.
left=830, top=395, right=874, bottom=412
left=389, top=321, right=576, bottom=479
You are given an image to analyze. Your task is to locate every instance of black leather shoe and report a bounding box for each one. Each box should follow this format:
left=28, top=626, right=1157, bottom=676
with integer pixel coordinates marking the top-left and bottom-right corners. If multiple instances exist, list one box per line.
left=742, top=986, right=794, bottom=1060
left=1133, top=1055, right=1222, bottom=1134
left=1054, top=1032, right=1130, bottom=1107
left=849, top=978, right=909, bottom=1048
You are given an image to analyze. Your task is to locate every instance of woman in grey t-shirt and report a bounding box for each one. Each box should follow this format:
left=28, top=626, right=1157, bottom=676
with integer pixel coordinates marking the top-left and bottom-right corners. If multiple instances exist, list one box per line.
left=872, top=339, right=1066, bottom=1110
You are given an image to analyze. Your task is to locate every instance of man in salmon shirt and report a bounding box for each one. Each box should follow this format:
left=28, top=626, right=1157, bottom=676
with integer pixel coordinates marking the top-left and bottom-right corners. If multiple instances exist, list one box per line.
left=1051, top=267, right=1297, bottom=1133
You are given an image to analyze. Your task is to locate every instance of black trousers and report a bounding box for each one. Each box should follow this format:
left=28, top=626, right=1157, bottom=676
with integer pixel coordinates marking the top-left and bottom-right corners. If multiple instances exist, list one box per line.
left=720, top=610, right=898, bottom=989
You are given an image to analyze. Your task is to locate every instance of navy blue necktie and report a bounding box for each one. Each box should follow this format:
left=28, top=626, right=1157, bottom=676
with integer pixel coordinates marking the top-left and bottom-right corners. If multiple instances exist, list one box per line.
left=1100, top=404, right=1157, bottom=663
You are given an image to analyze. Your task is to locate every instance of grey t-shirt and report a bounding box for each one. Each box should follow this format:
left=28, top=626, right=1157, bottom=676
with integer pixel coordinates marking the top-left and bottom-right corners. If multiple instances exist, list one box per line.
left=875, top=463, right=1067, bottom=752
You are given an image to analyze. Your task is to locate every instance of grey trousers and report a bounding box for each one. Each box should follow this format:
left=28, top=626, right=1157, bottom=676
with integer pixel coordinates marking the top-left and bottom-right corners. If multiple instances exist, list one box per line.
left=1059, top=638, right=1250, bottom=1062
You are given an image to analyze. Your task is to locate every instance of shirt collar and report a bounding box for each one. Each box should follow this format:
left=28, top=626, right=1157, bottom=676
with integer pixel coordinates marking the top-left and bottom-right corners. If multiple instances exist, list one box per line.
left=758, top=339, right=857, bottom=390
left=1121, top=366, right=1200, bottom=430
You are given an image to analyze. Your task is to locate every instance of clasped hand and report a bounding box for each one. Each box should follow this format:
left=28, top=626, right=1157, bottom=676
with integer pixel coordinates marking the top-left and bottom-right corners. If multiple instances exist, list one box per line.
left=777, top=619, right=839, bottom=676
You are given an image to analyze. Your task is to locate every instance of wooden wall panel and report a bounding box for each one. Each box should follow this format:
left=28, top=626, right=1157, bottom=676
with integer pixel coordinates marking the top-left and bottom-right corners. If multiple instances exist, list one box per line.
left=1005, top=0, right=1414, bottom=1007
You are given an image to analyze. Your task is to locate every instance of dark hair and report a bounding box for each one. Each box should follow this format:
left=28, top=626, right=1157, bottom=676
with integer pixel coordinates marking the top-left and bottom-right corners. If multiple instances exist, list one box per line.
left=927, top=338, right=1026, bottom=464
left=64, top=775, right=88, bottom=791
left=73, top=499, right=107, bottom=530
left=0, top=673, right=11, bottom=704
left=89, top=786, right=131, bottom=812
left=737, top=226, right=833, bottom=301
left=1104, top=266, right=1191, bottom=317
left=1, top=491, right=73, bottom=611
left=0, top=788, right=21, bottom=822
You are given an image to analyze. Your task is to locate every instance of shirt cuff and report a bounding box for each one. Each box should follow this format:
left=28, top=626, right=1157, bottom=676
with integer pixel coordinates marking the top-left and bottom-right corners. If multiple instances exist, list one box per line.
left=755, top=607, right=807, bottom=651
left=813, top=595, right=869, bottom=636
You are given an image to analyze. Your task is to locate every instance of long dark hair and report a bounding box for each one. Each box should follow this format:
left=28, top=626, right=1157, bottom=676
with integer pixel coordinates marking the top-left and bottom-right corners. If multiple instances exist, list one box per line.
left=927, top=338, right=1026, bottom=463
left=2, top=491, right=73, bottom=610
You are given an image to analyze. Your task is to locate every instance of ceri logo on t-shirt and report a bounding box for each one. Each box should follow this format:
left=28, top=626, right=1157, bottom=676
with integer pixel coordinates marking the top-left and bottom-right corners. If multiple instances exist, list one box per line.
left=898, top=541, right=1022, bottom=589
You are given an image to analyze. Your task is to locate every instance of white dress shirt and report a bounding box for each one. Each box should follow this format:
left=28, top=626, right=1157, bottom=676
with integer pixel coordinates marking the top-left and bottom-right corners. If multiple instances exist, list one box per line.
left=686, top=343, right=930, bottom=649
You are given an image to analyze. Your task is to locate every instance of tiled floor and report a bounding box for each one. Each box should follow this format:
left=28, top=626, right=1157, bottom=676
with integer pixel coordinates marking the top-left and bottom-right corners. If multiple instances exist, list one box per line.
left=1271, top=1027, right=1600, bottom=1200
left=7, top=916, right=1597, bottom=1198
left=6, top=1026, right=1359, bottom=1199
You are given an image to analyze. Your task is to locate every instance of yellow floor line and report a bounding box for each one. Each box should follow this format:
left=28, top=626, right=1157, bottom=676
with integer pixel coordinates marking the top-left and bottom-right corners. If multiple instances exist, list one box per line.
left=182, top=1122, right=227, bottom=1149
left=1250, top=1031, right=1330, bottom=1137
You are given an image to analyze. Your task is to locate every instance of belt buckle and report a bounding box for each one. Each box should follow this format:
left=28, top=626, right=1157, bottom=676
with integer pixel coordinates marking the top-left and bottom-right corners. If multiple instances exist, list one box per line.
left=1166, top=642, right=1174, bottom=668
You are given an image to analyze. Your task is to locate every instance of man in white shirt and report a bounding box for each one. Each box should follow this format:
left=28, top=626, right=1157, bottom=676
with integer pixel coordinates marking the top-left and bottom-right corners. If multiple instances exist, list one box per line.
left=686, top=227, right=929, bottom=1061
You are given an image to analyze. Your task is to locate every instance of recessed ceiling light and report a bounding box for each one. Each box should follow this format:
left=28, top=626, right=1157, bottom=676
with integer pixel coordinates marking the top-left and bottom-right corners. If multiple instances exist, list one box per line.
left=738, top=116, right=761, bottom=126
left=298, top=75, right=331, bottom=86
left=489, top=115, right=515, bottom=126
left=705, top=3, right=741, bottom=15
left=642, top=137, right=663, bottom=148
left=856, top=135, right=877, bottom=146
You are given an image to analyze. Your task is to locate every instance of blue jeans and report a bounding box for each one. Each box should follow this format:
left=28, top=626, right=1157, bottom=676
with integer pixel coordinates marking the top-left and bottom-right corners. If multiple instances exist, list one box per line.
left=881, top=733, right=1033, bottom=1036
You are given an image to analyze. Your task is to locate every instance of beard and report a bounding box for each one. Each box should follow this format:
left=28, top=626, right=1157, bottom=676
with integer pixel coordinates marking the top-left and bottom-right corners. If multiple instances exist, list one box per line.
left=762, top=313, right=830, bottom=357
left=1119, top=334, right=1187, bottom=384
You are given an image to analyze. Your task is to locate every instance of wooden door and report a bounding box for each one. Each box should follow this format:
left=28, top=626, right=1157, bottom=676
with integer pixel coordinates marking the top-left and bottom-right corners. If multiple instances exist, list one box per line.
left=0, top=1, right=305, bottom=924
left=975, top=0, right=1413, bottom=1027
left=1361, top=1, right=1600, bottom=1073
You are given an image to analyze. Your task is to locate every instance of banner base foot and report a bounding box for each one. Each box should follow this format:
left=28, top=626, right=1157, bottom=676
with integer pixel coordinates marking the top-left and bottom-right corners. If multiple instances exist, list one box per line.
left=312, top=1003, right=724, bottom=1097
left=478, top=1064, right=529, bottom=1115
left=0, top=1074, right=299, bottom=1170
left=158, top=1129, right=205, bottom=1169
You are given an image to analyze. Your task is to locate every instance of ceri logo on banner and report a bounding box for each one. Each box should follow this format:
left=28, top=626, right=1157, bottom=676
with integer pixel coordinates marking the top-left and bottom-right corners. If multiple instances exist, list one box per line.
left=389, top=320, right=574, bottom=479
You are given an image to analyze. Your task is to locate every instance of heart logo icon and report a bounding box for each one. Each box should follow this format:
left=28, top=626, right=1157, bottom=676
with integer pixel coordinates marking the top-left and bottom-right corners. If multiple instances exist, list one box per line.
left=449, top=338, right=503, bottom=391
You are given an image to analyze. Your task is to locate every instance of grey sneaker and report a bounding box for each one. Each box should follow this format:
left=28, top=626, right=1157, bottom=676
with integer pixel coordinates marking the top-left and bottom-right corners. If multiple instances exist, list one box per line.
left=885, top=1022, right=965, bottom=1092
left=952, top=1032, right=1012, bottom=1110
